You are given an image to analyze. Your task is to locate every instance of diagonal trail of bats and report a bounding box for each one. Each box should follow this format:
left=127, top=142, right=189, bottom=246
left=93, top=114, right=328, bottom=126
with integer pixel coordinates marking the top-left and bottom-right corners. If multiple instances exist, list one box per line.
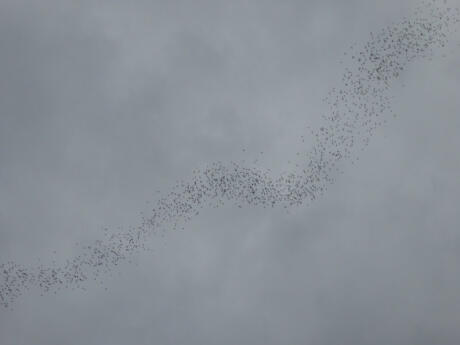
left=1, top=0, right=459, bottom=308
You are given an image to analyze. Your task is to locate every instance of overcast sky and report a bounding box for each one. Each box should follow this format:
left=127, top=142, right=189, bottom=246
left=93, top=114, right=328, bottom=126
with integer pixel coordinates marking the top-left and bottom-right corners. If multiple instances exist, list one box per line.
left=1, top=0, right=460, bottom=344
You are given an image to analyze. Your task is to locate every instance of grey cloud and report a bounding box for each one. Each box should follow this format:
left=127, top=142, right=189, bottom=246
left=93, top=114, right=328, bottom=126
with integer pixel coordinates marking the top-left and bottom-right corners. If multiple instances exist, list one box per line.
left=1, top=0, right=460, bottom=344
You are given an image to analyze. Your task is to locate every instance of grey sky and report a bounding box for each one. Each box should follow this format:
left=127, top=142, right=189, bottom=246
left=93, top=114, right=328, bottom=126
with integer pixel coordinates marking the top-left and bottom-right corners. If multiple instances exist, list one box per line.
left=1, top=0, right=460, bottom=344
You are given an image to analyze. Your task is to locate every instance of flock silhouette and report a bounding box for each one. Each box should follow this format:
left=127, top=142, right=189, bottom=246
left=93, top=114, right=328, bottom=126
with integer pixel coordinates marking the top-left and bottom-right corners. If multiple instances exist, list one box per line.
left=1, top=0, right=459, bottom=308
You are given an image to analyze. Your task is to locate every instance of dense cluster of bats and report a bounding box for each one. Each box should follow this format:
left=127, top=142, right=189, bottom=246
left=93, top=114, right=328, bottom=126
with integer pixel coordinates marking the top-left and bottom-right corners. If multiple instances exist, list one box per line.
left=1, top=0, right=459, bottom=308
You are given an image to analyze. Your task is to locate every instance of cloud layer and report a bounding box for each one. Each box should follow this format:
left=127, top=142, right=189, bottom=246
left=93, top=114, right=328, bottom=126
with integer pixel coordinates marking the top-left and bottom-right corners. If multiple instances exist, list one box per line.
left=1, top=0, right=460, bottom=344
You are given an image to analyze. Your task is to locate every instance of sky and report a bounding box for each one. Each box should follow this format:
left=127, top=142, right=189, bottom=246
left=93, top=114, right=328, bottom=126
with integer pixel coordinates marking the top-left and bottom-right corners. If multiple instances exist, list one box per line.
left=1, top=0, right=460, bottom=344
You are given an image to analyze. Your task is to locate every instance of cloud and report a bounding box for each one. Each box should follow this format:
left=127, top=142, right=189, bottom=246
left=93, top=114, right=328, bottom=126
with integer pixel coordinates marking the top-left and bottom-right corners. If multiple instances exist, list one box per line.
left=1, top=0, right=460, bottom=344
